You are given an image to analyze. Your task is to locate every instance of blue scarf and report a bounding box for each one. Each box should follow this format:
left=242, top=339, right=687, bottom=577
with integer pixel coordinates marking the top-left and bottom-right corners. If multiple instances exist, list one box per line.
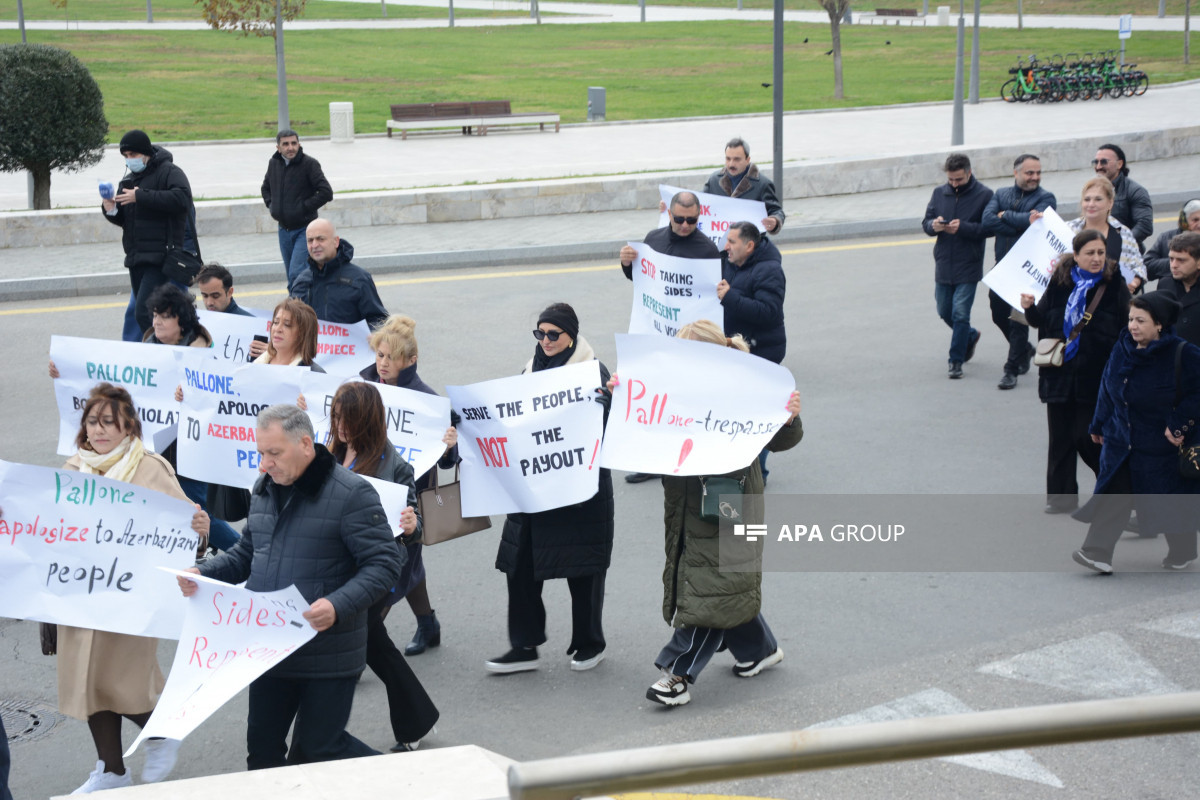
left=1062, top=267, right=1104, bottom=362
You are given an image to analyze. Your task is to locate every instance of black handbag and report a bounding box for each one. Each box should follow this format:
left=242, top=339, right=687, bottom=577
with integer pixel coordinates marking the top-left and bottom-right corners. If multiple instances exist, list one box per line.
left=1173, top=342, right=1200, bottom=480
left=161, top=212, right=203, bottom=286
left=699, top=476, right=745, bottom=523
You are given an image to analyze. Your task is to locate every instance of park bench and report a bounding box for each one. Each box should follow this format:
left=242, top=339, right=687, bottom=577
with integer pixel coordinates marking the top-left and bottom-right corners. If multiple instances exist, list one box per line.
left=863, top=7, right=926, bottom=24
left=386, top=101, right=561, bottom=139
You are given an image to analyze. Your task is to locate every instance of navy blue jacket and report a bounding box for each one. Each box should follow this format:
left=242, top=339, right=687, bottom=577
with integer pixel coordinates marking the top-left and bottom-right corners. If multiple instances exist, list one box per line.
left=981, top=183, right=1057, bottom=263
left=922, top=174, right=994, bottom=285
left=721, top=236, right=786, bottom=364
left=291, top=239, right=389, bottom=328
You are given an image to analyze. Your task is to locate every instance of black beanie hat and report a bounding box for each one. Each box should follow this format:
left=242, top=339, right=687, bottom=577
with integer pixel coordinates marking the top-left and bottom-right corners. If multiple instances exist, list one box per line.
left=537, top=303, right=579, bottom=342
left=119, top=129, right=153, bottom=157
left=1138, top=291, right=1181, bottom=328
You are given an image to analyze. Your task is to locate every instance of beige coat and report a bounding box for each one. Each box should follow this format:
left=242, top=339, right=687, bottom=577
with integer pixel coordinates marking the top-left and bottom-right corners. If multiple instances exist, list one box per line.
left=56, top=450, right=189, bottom=720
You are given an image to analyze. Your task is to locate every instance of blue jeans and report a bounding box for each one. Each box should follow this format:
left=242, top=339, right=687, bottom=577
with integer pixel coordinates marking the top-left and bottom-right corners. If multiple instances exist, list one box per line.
left=934, top=282, right=978, bottom=364
left=177, top=475, right=241, bottom=553
left=279, top=226, right=309, bottom=291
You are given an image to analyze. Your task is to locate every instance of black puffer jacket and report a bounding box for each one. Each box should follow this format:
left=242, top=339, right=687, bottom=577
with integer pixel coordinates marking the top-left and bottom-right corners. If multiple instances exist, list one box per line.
left=102, top=146, right=192, bottom=269
left=921, top=174, right=994, bottom=284
left=291, top=239, right=389, bottom=328
left=1111, top=173, right=1154, bottom=248
left=199, top=444, right=402, bottom=679
left=1144, top=227, right=1185, bottom=282
left=261, top=147, right=333, bottom=231
left=721, top=236, right=786, bottom=364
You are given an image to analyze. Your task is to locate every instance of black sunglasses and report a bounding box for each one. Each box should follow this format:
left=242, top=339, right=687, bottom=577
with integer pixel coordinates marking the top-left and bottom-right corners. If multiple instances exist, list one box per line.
left=1091, top=158, right=1111, bottom=167
left=533, top=329, right=565, bottom=341
left=672, top=215, right=699, bottom=225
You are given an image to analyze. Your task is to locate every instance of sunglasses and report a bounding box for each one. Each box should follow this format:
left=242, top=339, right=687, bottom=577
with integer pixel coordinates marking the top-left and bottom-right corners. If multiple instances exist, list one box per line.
left=533, top=329, right=566, bottom=341
left=1091, top=158, right=1112, bottom=167
left=672, top=215, right=699, bottom=225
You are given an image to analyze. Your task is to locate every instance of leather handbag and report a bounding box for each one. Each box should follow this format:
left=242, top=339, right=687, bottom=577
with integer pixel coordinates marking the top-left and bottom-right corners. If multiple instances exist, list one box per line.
left=1033, top=283, right=1108, bottom=368
left=700, top=476, right=745, bottom=523
left=417, top=466, right=491, bottom=545
left=1172, top=342, right=1200, bottom=480
left=40, top=622, right=57, bottom=656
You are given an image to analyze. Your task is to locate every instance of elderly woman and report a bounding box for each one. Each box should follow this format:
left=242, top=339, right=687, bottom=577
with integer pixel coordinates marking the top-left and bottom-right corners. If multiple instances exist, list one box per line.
left=1073, top=293, right=1200, bottom=574
left=254, top=297, right=324, bottom=372
left=486, top=303, right=614, bottom=674
left=327, top=382, right=440, bottom=753
left=360, top=314, right=457, bottom=656
left=58, top=383, right=209, bottom=792
left=1144, top=199, right=1200, bottom=281
left=1067, top=176, right=1146, bottom=294
left=141, top=284, right=211, bottom=347
left=1021, top=229, right=1131, bottom=514
left=624, top=320, right=802, bottom=707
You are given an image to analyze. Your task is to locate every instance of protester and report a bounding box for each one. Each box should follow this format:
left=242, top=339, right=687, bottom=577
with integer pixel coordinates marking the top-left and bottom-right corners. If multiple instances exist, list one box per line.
left=626, top=320, right=802, bottom=707
left=1144, top=200, right=1200, bottom=282
left=196, top=263, right=255, bottom=317
left=1072, top=293, right=1200, bottom=574
left=486, top=303, right=614, bottom=674
left=1092, top=143, right=1153, bottom=250
left=178, top=404, right=402, bottom=769
left=55, top=383, right=209, bottom=792
left=254, top=297, right=325, bottom=372
left=141, top=284, right=212, bottom=348
left=261, top=129, right=333, bottom=292
left=327, top=382, right=440, bottom=753
left=291, top=219, right=388, bottom=329
left=360, top=314, right=459, bottom=656
left=702, top=137, right=786, bottom=232
left=1158, top=232, right=1200, bottom=344
left=1021, top=229, right=1131, bottom=514
left=1066, top=176, right=1146, bottom=294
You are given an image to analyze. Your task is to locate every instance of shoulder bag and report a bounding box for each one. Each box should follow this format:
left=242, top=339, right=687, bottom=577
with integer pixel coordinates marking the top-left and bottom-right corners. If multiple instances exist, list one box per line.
left=161, top=213, right=204, bottom=286
left=699, top=476, right=746, bottom=523
left=417, top=466, right=492, bottom=545
left=1033, top=283, right=1108, bottom=368
left=1173, top=342, right=1200, bottom=480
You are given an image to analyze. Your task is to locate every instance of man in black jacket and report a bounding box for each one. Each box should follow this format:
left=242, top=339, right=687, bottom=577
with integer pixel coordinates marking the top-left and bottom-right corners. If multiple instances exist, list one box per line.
left=922, top=153, right=994, bottom=379
left=1158, top=232, right=1200, bottom=344
left=291, top=218, right=389, bottom=329
left=1093, top=143, right=1153, bottom=251
left=702, top=137, right=786, bottom=233
left=262, top=130, right=334, bottom=292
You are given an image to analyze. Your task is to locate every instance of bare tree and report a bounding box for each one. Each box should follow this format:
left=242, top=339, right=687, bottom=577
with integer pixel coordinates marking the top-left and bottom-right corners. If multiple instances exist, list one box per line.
left=818, top=0, right=852, bottom=99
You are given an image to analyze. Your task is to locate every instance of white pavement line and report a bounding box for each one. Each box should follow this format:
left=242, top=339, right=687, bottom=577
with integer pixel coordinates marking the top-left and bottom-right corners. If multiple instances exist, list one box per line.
left=1139, top=611, right=1200, bottom=640
left=977, top=631, right=1182, bottom=698
left=806, top=688, right=1064, bottom=788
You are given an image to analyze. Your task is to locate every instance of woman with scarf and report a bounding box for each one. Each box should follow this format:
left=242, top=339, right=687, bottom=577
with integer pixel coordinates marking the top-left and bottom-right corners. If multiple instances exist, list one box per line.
left=1072, top=293, right=1200, bottom=574
left=253, top=297, right=325, bottom=372
left=1021, top=229, right=1131, bottom=514
left=327, top=382, right=440, bottom=753
left=485, top=303, right=614, bottom=674
left=58, top=383, right=210, bottom=792
left=360, top=314, right=458, bottom=656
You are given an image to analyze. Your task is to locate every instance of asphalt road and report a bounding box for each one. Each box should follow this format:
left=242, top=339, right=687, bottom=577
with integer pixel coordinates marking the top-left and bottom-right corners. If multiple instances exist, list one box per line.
left=3, top=230, right=1199, bottom=799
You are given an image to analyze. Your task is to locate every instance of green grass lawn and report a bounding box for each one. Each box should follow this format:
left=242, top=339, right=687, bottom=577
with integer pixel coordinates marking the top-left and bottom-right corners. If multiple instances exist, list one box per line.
left=2, top=21, right=1195, bottom=141
left=0, top=0, right=538, bottom=21
left=553, top=0, right=1195, bottom=14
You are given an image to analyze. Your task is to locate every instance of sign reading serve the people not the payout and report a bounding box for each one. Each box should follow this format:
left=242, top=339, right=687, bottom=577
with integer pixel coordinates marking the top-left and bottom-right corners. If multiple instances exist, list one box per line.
left=657, top=184, right=767, bottom=247
left=628, top=242, right=723, bottom=337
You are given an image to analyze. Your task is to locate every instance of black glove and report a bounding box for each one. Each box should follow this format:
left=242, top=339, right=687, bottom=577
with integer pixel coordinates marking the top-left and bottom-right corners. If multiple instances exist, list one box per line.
left=593, top=386, right=611, bottom=411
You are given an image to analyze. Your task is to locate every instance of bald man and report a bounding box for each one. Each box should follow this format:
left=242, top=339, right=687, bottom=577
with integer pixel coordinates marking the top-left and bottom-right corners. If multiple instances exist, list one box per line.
left=290, top=219, right=388, bottom=329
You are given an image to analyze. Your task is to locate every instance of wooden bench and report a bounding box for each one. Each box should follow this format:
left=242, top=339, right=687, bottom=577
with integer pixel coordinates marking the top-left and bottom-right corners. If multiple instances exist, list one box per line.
left=863, top=7, right=926, bottom=24
left=386, top=101, right=561, bottom=139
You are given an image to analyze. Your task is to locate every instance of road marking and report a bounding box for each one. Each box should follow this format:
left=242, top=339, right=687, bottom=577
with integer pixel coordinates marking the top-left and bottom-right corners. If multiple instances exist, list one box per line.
left=613, top=794, right=784, bottom=800
left=978, top=631, right=1181, bottom=697
left=1139, top=611, right=1200, bottom=640
left=807, top=688, right=1063, bottom=787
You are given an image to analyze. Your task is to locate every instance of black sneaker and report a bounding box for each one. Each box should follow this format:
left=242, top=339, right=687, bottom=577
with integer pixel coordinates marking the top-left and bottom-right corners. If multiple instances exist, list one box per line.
left=485, top=646, right=540, bottom=674
left=998, top=372, right=1017, bottom=390
left=964, top=330, right=981, bottom=363
left=1163, top=557, right=1195, bottom=570
left=1072, top=549, right=1113, bottom=575
left=569, top=646, right=606, bottom=671
left=624, top=472, right=656, bottom=484
left=948, top=361, right=963, bottom=379
left=1017, top=341, right=1035, bottom=375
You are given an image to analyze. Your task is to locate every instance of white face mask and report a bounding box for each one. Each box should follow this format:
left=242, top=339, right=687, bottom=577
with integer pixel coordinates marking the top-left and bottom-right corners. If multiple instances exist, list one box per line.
left=125, top=157, right=147, bottom=173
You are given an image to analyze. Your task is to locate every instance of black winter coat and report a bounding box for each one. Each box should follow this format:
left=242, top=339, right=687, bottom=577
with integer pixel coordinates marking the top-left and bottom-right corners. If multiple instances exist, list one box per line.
left=702, top=164, right=786, bottom=229
left=103, top=146, right=192, bottom=269
left=721, top=237, right=786, bottom=364
left=623, top=225, right=721, bottom=281
left=1157, top=274, right=1200, bottom=346
left=1144, top=227, right=1185, bottom=282
left=1111, top=174, right=1154, bottom=247
left=261, top=148, right=333, bottom=231
left=199, top=445, right=402, bottom=679
left=291, top=239, right=389, bottom=328
left=1024, top=270, right=1130, bottom=404
left=981, top=183, right=1057, bottom=262
left=922, top=174, right=994, bottom=285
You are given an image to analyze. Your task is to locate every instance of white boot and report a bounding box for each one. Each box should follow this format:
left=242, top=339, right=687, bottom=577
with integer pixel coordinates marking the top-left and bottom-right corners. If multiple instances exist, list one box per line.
left=142, top=737, right=182, bottom=783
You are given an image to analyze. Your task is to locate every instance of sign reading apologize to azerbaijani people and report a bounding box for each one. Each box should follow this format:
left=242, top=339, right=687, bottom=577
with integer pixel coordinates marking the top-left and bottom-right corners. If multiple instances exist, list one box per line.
left=600, top=334, right=795, bottom=476
left=446, top=361, right=604, bottom=517
left=627, top=242, right=723, bottom=337
left=657, top=184, right=767, bottom=247
left=198, top=309, right=270, bottom=365
left=176, top=362, right=308, bottom=488
left=982, top=207, right=1073, bottom=308
left=126, top=572, right=316, bottom=755
left=50, top=336, right=208, bottom=456
left=300, top=372, right=452, bottom=481
left=232, top=307, right=371, bottom=376
left=0, top=459, right=199, bottom=640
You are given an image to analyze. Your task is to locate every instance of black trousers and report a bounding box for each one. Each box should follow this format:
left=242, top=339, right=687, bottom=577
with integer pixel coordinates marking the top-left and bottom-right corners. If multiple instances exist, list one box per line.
left=365, top=597, right=440, bottom=743
left=0, top=713, right=11, bottom=800
left=506, top=534, right=606, bottom=654
left=246, top=674, right=378, bottom=770
left=1046, top=401, right=1102, bottom=500
left=654, top=613, right=777, bottom=683
left=989, top=290, right=1031, bottom=375
left=129, top=263, right=169, bottom=336
left=1081, top=462, right=1200, bottom=563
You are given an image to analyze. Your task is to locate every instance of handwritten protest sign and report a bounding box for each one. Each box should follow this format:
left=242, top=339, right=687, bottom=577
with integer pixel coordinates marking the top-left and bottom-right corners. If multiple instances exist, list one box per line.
left=446, top=361, right=603, bottom=516
left=628, top=242, right=723, bottom=337
left=198, top=309, right=269, bottom=365
left=658, top=184, right=767, bottom=247
left=176, top=362, right=308, bottom=488
left=982, top=207, right=1074, bottom=308
left=50, top=336, right=208, bottom=456
left=301, top=372, right=451, bottom=482
left=0, top=459, right=199, bottom=639
left=215, top=307, right=371, bottom=376
left=599, top=334, right=795, bottom=476
left=126, top=572, right=316, bottom=755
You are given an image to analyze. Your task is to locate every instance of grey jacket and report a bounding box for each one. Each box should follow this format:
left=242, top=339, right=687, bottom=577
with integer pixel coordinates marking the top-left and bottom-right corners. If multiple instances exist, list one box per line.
left=1111, top=173, right=1154, bottom=248
left=702, top=164, right=786, bottom=229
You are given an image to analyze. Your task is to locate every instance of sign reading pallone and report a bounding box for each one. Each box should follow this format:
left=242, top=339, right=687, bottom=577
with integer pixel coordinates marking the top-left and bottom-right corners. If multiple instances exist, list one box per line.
left=627, top=242, right=723, bottom=337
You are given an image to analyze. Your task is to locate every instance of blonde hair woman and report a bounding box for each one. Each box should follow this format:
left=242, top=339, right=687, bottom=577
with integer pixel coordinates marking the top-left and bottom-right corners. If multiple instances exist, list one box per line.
left=1067, top=176, right=1146, bottom=294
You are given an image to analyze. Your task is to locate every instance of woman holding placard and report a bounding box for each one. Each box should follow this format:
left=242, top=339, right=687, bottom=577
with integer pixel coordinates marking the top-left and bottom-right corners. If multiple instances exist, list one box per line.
left=486, top=303, right=614, bottom=675
left=58, top=383, right=209, bottom=792
left=327, top=381, right=441, bottom=753
left=1021, top=229, right=1130, bottom=515
left=360, top=314, right=458, bottom=657
left=1066, top=176, right=1146, bottom=295
left=253, top=297, right=325, bottom=372
left=623, top=320, right=802, bottom=707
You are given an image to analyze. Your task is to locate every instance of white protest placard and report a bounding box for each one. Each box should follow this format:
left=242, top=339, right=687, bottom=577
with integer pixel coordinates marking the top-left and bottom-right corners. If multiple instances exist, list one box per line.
left=198, top=309, right=270, bottom=365
left=300, top=373, right=451, bottom=482
left=222, top=307, right=372, bottom=376
left=446, top=361, right=604, bottom=517
left=362, top=475, right=409, bottom=537
left=126, top=572, right=316, bottom=755
left=628, top=242, right=723, bottom=337
left=50, top=336, right=207, bottom=456
left=658, top=184, right=767, bottom=247
left=0, top=459, right=200, bottom=640
left=982, top=207, right=1073, bottom=308
left=599, top=334, right=795, bottom=476
left=175, top=361, right=308, bottom=488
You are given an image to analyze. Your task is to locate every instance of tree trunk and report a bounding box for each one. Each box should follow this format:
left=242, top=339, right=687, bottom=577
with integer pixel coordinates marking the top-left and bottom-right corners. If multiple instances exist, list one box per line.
left=275, top=0, right=289, bottom=132
left=31, top=163, right=51, bottom=210
left=830, top=14, right=844, bottom=99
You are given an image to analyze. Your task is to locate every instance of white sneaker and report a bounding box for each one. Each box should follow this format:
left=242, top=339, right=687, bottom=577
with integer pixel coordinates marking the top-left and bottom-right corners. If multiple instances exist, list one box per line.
left=733, top=647, right=785, bottom=678
left=646, top=670, right=690, bottom=706
left=71, top=761, right=132, bottom=794
left=142, top=737, right=182, bottom=783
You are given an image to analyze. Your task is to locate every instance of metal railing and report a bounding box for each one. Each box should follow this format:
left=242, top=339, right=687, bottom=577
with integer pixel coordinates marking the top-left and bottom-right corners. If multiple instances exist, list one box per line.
left=508, top=691, right=1200, bottom=800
